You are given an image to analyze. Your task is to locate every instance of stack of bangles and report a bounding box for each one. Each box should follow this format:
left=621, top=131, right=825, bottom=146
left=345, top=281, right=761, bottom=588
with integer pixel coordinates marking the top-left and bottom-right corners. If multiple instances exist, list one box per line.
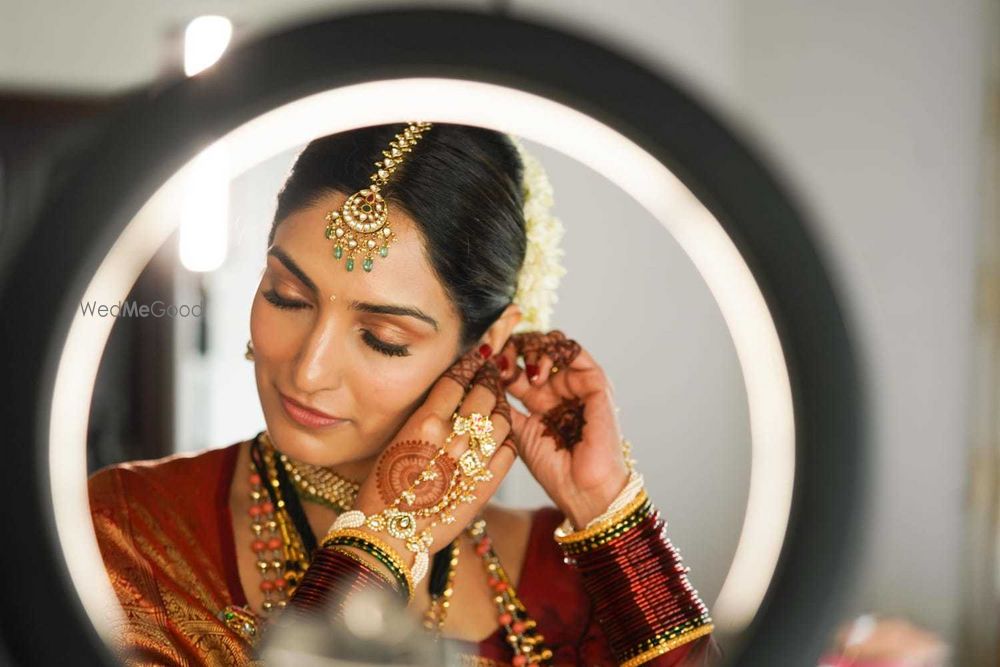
left=555, top=488, right=714, bottom=667
left=288, top=410, right=500, bottom=621
left=287, top=530, right=414, bottom=618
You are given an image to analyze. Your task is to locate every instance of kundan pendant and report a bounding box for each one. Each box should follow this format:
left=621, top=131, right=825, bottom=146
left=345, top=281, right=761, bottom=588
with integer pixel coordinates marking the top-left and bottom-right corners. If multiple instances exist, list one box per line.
left=325, top=121, right=432, bottom=272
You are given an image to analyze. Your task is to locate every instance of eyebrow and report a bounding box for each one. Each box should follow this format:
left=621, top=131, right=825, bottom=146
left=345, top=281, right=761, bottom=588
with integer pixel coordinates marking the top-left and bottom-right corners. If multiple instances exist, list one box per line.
left=267, top=246, right=439, bottom=331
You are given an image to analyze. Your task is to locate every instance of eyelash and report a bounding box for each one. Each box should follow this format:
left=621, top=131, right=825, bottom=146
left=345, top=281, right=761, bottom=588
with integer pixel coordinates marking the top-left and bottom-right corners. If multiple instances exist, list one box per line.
left=261, top=288, right=411, bottom=358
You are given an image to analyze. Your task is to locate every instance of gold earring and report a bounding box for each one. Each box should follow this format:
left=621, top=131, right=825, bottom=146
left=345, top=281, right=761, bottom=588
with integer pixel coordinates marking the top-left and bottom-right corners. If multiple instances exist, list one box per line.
left=245, top=339, right=254, bottom=361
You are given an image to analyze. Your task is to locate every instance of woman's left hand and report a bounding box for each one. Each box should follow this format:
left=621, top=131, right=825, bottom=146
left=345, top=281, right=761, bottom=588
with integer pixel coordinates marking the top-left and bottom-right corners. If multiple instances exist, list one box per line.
left=493, top=330, right=630, bottom=529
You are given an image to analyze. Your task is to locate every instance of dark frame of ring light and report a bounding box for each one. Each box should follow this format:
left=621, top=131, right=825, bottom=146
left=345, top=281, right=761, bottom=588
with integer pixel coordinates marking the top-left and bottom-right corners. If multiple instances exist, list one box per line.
left=0, top=8, right=866, bottom=666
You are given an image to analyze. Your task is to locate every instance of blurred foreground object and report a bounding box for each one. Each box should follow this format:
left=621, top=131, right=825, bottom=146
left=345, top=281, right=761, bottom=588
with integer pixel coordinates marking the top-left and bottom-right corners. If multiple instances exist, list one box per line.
left=818, top=614, right=949, bottom=667
left=258, top=586, right=446, bottom=666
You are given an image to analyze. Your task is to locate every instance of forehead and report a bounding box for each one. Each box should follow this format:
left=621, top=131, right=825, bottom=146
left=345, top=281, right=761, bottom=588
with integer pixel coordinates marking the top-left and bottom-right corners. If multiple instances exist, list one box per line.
left=271, top=191, right=457, bottom=323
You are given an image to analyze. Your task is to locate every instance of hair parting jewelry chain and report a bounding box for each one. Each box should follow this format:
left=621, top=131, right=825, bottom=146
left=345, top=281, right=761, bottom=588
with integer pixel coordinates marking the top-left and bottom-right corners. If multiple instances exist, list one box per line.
left=323, top=411, right=499, bottom=589
left=325, top=121, right=433, bottom=272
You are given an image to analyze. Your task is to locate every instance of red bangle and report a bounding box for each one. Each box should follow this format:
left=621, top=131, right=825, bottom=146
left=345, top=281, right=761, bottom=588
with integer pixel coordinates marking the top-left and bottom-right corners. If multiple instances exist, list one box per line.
left=287, top=546, right=398, bottom=617
left=560, top=507, right=713, bottom=663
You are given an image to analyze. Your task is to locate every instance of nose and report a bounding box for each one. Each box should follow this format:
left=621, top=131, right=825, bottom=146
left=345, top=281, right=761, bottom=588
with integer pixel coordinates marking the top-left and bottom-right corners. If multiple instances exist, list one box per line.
left=291, top=317, right=345, bottom=394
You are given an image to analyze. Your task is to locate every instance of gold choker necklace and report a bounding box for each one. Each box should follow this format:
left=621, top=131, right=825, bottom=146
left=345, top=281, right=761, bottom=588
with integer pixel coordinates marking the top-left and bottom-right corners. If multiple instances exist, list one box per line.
left=261, top=432, right=359, bottom=512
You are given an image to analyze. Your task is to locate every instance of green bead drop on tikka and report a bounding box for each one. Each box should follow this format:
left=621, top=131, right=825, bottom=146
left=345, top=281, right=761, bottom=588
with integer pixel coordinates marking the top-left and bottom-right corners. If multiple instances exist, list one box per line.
left=333, top=246, right=343, bottom=259
left=363, top=258, right=374, bottom=272
left=345, top=258, right=355, bottom=271
left=379, top=246, right=389, bottom=257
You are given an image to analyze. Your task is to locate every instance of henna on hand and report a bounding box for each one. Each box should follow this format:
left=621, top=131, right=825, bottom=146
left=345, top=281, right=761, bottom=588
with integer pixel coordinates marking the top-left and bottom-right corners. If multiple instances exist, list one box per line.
left=376, top=439, right=457, bottom=511
left=470, top=360, right=511, bottom=427
left=498, top=434, right=518, bottom=457
left=548, top=337, right=582, bottom=370
left=509, top=330, right=583, bottom=379
left=441, top=347, right=485, bottom=391
left=511, top=332, right=547, bottom=380
left=541, top=397, right=587, bottom=450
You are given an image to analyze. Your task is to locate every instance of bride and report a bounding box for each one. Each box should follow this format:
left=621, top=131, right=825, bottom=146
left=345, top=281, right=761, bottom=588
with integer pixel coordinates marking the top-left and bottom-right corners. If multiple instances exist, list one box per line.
left=88, top=121, right=722, bottom=666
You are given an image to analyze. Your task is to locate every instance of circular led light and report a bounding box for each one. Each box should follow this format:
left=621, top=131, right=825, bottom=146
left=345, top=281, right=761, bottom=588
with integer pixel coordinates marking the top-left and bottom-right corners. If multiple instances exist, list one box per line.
left=0, top=9, right=867, bottom=666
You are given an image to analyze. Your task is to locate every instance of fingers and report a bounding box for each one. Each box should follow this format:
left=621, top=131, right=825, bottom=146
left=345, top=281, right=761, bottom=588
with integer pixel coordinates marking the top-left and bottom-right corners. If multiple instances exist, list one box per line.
left=474, top=362, right=512, bottom=429
left=494, top=339, right=521, bottom=384
left=502, top=330, right=585, bottom=387
left=507, top=401, right=530, bottom=436
left=426, top=343, right=491, bottom=421
left=455, top=359, right=511, bottom=432
left=432, top=360, right=512, bottom=492
left=478, top=434, right=518, bottom=494
left=532, top=354, right=556, bottom=386
left=513, top=332, right=547, bottom=383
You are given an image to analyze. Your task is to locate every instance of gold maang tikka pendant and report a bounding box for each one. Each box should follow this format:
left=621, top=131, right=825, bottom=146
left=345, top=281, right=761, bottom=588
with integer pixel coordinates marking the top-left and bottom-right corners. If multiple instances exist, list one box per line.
left=325, top=121, right=433, bottom=272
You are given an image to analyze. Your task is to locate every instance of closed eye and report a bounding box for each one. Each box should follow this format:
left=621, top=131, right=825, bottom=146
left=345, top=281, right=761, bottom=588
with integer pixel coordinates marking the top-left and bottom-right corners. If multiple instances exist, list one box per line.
left=362, top=330, right=410, bottom=357
left=262, top=288, right=308, bottom=310
left=263, top=288, right=409, bottom=357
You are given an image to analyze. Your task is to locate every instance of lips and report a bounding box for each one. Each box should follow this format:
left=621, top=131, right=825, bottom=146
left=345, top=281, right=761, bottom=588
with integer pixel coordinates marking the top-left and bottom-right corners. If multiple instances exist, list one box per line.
left=279, top=393, right=345, bottom=429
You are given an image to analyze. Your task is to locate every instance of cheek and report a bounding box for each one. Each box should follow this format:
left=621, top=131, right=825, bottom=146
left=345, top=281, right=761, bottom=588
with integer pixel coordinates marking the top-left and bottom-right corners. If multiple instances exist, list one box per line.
left=249, top=293, right=304, bottom=362
left=356, top=355, right=449, bottom=438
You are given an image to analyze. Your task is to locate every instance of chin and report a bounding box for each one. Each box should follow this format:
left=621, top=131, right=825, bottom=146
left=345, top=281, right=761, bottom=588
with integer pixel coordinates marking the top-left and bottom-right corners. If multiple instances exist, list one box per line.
left=263, top=414, right=357, bottom=467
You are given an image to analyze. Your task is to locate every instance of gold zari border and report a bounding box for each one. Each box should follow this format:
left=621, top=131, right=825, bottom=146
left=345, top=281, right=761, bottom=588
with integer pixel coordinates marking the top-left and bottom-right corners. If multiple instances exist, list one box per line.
left=558, top=500, right=655, bottom=556
left=619, top=623, right=715, bottom=667
left=554, top=489, right=650, bottom=545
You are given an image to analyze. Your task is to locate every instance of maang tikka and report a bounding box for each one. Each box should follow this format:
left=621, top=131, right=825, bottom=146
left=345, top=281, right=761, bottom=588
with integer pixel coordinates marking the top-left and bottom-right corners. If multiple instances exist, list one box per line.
left=324, top=121, right=433, bottom=272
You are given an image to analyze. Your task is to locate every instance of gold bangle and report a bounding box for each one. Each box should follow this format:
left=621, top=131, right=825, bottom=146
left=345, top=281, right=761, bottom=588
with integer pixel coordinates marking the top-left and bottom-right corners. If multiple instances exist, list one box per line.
left=555, top=489, right=650, bottom=546
left=619, top=623, right=714, bottom=667
left=558, top=500, right=655, bottom=557
left=327, top=545, right=401, bottom=593
left=321, top=527, right=415, bottom=602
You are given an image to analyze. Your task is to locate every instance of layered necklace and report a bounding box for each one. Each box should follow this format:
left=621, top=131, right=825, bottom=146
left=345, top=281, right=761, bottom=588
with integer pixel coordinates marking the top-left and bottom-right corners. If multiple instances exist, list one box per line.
left=226, top=431, right=550, bottom=665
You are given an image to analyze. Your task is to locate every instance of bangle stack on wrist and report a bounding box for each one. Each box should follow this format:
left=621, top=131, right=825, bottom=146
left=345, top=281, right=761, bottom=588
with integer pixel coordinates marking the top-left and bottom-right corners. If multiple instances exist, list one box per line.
left=319, top=528, right=415, bottom=603
left=555, top=488, right=713, bottom=667
left=286, top=545, right=403, bottom=619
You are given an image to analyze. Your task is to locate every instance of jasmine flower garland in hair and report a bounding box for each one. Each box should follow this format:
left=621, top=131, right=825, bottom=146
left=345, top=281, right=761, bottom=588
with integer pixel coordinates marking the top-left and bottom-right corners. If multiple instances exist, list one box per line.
left=508, top=135, right=567, bottom=334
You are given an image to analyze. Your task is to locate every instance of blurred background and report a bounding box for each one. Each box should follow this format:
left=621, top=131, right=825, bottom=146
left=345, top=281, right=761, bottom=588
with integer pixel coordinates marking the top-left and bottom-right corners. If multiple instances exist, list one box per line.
left=1, top=1, right=997, bottom=665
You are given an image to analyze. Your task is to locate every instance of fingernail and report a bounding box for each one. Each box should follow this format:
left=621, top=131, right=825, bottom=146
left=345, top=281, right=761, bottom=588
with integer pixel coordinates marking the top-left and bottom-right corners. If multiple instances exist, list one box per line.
left=478, top=343, right=493, bottom=359
left=526, top=363, right=539, bottom=382
left=497, top=356, right=509, bottom=371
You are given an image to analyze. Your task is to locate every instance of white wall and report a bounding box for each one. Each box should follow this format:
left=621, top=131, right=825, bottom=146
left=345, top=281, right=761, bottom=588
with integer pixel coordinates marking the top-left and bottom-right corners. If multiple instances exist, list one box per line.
left=732, top=1, right=987, bottom=643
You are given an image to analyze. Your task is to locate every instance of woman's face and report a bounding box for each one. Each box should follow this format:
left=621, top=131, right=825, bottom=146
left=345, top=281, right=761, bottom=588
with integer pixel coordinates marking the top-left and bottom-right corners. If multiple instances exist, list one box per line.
left=250, top=190, right=465, bottom=470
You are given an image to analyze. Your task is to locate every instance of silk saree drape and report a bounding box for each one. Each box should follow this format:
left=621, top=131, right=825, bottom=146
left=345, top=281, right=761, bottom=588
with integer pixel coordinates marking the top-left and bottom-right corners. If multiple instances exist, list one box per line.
left=88, top=441, right=721, bottom=666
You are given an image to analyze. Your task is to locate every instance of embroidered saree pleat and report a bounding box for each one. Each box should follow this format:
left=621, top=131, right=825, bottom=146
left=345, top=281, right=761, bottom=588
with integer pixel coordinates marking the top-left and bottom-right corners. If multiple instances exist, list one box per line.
left=89, top=447, right=259, bottom=666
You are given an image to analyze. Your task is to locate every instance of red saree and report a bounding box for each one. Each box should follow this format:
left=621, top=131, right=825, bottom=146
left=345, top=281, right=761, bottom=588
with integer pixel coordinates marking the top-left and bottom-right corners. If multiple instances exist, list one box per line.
left=89, top=438, right=722, bottom=666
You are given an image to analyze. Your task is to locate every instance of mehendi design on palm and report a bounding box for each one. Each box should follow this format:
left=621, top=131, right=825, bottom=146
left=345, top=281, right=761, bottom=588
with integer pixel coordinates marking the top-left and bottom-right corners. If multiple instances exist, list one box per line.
left=541, top=397, right=587, bottom=450
left=376, top=439, right=458, bottom=511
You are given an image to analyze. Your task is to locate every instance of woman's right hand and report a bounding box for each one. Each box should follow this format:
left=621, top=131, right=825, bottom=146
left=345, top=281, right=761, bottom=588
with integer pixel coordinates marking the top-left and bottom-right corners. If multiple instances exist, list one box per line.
left=329, top=344, right=518, bottom=581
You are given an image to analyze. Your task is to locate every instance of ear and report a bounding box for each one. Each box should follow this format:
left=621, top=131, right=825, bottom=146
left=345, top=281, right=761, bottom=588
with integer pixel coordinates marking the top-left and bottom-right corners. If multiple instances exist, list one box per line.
left=478, top=303, right=522, bottom=356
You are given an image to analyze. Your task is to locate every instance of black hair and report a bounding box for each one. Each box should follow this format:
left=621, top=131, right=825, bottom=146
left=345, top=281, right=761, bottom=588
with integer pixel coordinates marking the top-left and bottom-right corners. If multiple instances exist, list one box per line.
left=269, top=123, right=526, bottom=351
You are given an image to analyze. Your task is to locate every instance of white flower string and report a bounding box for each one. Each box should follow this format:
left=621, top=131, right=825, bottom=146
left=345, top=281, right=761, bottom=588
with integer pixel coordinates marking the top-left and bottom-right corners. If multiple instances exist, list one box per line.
left=507, top=135, right=567, bottom=333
